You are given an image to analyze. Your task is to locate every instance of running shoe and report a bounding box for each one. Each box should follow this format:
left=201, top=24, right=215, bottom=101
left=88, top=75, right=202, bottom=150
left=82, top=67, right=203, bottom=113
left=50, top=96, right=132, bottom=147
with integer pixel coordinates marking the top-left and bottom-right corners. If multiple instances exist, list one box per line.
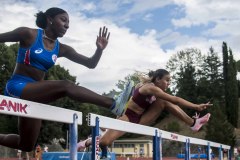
left=111, top=80, right=134, bottom=116
left=191, top=113, right=211, bottom=132
left=77, top=138, right=91, bottom=151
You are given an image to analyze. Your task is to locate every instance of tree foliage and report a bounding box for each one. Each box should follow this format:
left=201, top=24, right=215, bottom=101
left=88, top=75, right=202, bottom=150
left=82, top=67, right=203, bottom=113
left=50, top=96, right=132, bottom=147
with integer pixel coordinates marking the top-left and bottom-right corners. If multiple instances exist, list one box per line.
left=166, top=48, right=203, bottom=94
left=205, top=101, right=235, bottom=147
left=166, top=48, right=202, bottom=116
left=197, top=47, right=224, bottom=103
left=222, top=42, right=239, bottom=127
left=0, top=43, right=19, bottom=137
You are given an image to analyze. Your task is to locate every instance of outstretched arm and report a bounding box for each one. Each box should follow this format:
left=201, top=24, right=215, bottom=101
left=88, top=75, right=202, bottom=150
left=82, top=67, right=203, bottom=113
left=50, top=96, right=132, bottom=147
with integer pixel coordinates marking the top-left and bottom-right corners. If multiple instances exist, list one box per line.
left=59, top=26, right=110, bottom=69
left=141, top=84, right=212, bottom=111
left=0, top=27, right=34, bottom=46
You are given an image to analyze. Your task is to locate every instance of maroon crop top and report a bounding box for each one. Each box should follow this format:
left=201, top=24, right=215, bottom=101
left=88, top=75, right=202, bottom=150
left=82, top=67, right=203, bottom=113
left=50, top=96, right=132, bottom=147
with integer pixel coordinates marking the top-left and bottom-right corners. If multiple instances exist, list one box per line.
left=132, top=86, right=156, bottom=109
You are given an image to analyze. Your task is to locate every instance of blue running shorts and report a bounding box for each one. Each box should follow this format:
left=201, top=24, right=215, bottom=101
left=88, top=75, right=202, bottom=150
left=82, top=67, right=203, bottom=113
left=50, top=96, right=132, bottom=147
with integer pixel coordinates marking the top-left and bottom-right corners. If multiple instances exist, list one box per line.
left=4, top=74, right=36, bottom=98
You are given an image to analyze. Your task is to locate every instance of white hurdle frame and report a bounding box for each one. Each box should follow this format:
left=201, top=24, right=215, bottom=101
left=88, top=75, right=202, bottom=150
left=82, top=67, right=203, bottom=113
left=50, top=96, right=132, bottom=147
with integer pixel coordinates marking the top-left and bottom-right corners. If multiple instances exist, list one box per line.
left=88, top=113, right=160, bottom=160
left=0, top=95, right=82, bottom=160
left=87, top=113, right=231, bottom=160
left=160, top=130, right=231, bottom=160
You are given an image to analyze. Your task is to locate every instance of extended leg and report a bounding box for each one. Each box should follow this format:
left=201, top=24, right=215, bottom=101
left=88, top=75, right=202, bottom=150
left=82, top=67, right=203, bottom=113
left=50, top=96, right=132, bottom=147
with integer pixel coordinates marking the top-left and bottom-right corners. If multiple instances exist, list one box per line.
left=139, top=99, right=194, bottom=126
left=21, top=80, right=114, bottom=107
left=1, top=80, right=114, bottom=151
left=164, top=101, right=194, bottom=126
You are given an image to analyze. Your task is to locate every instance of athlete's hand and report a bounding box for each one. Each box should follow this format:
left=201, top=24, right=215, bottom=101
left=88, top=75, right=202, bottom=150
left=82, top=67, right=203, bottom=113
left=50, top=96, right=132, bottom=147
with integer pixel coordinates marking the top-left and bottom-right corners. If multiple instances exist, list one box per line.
left=196, top=103, right=212, bottom=111
left=96, top=26, right=110, bottom=50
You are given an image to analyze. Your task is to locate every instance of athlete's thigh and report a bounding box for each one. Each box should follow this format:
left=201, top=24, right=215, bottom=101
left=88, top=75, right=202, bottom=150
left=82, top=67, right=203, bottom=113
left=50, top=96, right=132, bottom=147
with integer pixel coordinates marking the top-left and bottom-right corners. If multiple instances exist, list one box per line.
left=21, top=80, right=70, bottom=103
left=100, top=115, right=129, bottom=145
left=139, top=98, right=166, bottom=125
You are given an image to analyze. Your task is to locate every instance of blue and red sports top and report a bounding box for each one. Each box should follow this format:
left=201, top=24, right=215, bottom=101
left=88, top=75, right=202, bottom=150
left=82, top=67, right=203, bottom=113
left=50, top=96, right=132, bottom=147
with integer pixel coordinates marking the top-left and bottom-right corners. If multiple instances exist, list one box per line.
left=17, top=29, right=59, bottom=72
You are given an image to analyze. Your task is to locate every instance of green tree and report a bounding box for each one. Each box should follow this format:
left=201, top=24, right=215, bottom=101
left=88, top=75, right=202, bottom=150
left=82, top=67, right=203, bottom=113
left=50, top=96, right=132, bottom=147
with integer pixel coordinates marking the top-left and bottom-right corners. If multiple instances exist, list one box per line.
left=205, top=101, right=235, bottom=147
left=197, top=47, right=224, bottom=102
left=0, top=43, right=18, bottom=94
left=236, top=60, right=240, bottom=97
left=166, top=48, right=202, bottom=116
left=236, top=60, right=240, bottom=72
left=176, top=64, right=198, bottom=115
left=222, top=42, right=239, bottom=127
left=166, top=48, right=203, bottom=95
left=227, top=49, right=238, bottom=127
left=176, top=64, right=197, bottom=102
left=0, top=43, right=19, bottom=136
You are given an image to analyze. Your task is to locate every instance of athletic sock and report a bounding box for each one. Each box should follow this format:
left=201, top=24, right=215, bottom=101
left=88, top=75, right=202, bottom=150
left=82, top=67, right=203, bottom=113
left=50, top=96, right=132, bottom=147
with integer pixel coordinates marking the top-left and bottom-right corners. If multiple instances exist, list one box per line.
left=191, top=119, right=196, bottom=127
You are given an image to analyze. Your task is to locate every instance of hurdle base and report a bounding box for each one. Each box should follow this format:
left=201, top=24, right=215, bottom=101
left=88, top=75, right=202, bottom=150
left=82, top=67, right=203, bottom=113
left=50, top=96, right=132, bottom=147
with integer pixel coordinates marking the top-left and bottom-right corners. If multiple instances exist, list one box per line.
left=42, top=152, right=116, bottom=160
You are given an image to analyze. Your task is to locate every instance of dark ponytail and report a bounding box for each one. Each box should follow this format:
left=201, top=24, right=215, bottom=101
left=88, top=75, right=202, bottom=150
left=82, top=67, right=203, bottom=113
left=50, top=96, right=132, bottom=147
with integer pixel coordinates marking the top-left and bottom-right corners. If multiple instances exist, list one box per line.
left=35, top=7, right=67, bottom=29
left=149, top=69, right=169, bottom=82
left=35, top=11, right=47, bottom=29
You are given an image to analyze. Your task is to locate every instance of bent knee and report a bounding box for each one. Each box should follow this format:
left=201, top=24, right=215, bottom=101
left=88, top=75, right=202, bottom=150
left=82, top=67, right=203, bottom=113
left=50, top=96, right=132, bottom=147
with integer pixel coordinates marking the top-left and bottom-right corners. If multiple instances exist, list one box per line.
left=100, top=138, right=112, bottom=146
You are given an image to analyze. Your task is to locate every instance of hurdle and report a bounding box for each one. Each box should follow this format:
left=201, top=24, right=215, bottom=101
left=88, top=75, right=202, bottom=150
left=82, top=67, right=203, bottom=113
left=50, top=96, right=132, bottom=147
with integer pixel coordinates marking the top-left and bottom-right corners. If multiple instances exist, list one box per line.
left=0, top=95, right=82, bottom=160
left=88, top=113, right=160, bottom=160
left=87, top=113, right=231, bottom=160
left=159, top=130, right=231, bottom=160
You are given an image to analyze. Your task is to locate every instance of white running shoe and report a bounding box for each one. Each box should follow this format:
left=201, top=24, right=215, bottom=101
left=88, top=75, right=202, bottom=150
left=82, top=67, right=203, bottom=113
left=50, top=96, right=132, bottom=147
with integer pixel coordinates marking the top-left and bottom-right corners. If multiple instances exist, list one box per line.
left=191, top=113, right=211, bottom=132
left=111, top=80, right=134, bottom=116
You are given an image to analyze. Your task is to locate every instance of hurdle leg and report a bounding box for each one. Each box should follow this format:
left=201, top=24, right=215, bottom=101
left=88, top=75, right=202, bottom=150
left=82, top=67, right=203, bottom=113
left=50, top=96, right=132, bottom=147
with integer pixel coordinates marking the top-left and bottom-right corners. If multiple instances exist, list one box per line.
left=219, top=145, right=223, bottom=160
left=91, top=117, right=100, bottom=160
left=188, top=139, right=191, bottom=160
left=153, top=129, right=160, bottom=160
left=227, top=149, right=230, bottom=160
left=159, top=133, right=162, bottom=160
left=70, top=113, right=78, bottom=160
left=207, top=142, right=211, bottom=160
left=185, top=139, right=190, bottom=160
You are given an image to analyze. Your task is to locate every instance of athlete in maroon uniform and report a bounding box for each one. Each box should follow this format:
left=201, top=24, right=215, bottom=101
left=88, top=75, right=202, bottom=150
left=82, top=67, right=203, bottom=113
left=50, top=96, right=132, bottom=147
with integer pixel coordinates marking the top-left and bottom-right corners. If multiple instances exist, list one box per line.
left=78, top=69, right=212, bottom=159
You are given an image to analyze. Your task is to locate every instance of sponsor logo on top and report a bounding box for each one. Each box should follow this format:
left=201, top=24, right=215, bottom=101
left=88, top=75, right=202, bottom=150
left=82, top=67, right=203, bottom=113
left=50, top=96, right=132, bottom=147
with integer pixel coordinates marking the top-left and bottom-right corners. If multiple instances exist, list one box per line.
left=35, top=48, right=43, bottom=54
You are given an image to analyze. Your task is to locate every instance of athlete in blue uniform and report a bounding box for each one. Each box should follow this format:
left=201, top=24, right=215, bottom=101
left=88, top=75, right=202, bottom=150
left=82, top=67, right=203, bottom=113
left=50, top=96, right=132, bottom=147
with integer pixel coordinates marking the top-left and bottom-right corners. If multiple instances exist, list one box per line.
left=4, top=29, right=59, bottom=98
left=0, top=7, right=130, bottom=152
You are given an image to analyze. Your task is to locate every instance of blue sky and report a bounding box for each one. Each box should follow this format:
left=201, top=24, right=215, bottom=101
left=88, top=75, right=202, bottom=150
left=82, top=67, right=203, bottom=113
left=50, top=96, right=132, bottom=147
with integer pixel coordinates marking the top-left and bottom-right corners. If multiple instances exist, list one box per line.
left=1, top=0, right=240, bottom=93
